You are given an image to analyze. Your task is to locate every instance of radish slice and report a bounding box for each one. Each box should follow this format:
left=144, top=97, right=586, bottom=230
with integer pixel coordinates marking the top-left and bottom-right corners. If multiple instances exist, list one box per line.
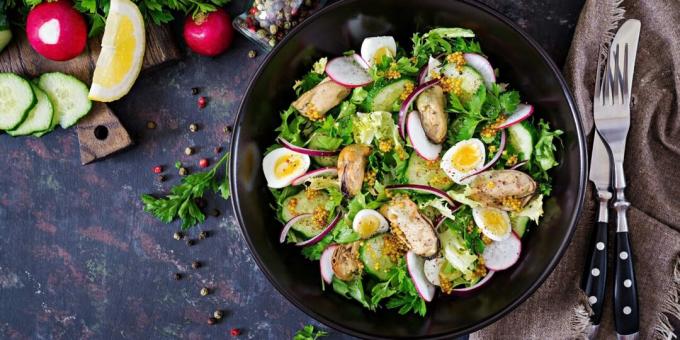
left=496, top=104, right=534, bottom=129
left=320, top=244, right=338, bottom=284
left=291, top=167, right=338, bottom=186
left=295, top=213, right=342, bottom=247
left=386, top=184, right=458, bottom=209
left=510, top=160, right=528, bottom=170
left=407, top=111, right=442, bottom=161
left=459, top=129, right=506, bottom=182
left=352, top=54, right=369, bottom=70
left=450, top=271, right=495, bottom=296
left=463, top=53, right=495, bottom=87
left=483, top=231, right=521, bottom=271
left=423, top=257, right=444, bottom=286
left=398, top=79, right=440, bottom=139
left=277, top=137, right=339, bottom=157
left=406, top=251, right=436, bottom=302
left=280, top=213, right=312, bottom=243
left=418, top=56, right=442, bottom=84
left=325, top=55, right=373, bottom=88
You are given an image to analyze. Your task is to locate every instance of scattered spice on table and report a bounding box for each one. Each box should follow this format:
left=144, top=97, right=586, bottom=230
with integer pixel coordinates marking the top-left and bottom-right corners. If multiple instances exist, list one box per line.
left=191, top=87, right=200, bottom=95
left=200, top=287, right=209, bottom=296
left=146, top=121, right=157, bottom=129
left=207, top=317, right=217, bottom=325
left=157, top=175, right=166, bottom=182
left=213, top=310, right=224, bottom=319
left=178, top=167, right=188, bottom=176
left=153, top=165, right=163, bottom=174
left=184, top=147, right=194, bottom=155
left=198, top=96, right=207, bottom=109
left=210, top=209, right=220, bottom=217
left=224, top=125, right=232, bottom=134
left=173, top=231, right=184, bottom=240
left=192, top=261, right=202, bottom=269
left=230, top=328, right=241, bottom=336
left=199, top=231, right=209, bottom=240
left=199, top=158, right=210, bottom=168
left=248, top=50, right=257, bottom=58
left=214, top=146, right=222, bottom=154
left=189, top=123, right=198, bottom=132
left=187, top=239, right=196, bottom=246
left=173, top=273, right=182, bottom=280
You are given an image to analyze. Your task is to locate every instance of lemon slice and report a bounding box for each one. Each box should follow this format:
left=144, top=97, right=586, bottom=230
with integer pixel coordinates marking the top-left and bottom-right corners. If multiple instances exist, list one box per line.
left=88, top=0, right=145, bottom=102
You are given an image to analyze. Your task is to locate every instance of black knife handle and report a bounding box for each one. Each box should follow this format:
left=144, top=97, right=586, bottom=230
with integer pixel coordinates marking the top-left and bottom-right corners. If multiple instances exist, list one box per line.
left=614, top=231, right=639, bottom=336
left=581, top=220, right=607, bottom=325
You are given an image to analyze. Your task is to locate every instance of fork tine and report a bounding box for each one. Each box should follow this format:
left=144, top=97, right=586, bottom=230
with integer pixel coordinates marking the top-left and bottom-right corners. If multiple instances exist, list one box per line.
left=610, top=45, right=620, bottom=104
left=623, top=43, right=629, bottom=101
left=613, top=44, right=626, bottom=104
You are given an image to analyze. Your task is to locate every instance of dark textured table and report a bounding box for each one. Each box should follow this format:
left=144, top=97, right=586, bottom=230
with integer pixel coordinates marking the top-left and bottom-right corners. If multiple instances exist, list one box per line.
left=0, top=1, right=584, bottom=338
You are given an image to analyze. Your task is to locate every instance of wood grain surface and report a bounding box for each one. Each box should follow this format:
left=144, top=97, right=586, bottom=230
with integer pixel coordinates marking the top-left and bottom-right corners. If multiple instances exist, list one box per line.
left=0, top=23, right=182, bottom=164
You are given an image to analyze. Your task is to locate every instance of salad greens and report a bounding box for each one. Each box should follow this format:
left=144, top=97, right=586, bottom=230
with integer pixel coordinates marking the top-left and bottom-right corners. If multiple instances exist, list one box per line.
left=264, top=27, right=563, bottom=316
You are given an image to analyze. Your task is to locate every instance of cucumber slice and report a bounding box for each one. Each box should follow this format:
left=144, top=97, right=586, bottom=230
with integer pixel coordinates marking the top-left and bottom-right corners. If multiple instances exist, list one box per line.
left=359, top=234, right=397, bottom=281
left=38, top=72, right=92, bottom=129
left=0, top=29, right=11, bottom=53
left=508, top=122, right=534, bottom=161
left=281, top=190, right=330, bottom=238
left=0, top=73, right=36, bottom=130
left=406, top=151, right=453, bottom=190
left=366, top=79, right=414, bottom=112
left=7, top=84, right=54, bottom=136
left=511, top=215, right=530, bottom=237
left=308, top=131, right=339, bottom=167
left=442, top=65, right=484, bottom=100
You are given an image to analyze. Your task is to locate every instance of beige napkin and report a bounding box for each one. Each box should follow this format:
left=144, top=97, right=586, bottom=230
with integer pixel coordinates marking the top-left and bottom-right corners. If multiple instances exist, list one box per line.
left=472, top=0, right=680, bottom=338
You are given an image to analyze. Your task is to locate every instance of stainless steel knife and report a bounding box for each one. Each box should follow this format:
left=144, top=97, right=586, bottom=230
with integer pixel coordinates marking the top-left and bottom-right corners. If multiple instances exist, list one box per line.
left=582, top=101, right=613, bottom=340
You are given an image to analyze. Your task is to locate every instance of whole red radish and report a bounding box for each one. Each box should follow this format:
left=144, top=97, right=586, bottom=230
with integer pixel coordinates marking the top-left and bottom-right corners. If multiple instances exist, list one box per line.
left=26, top=0, right=87, bottom=61
left=183, top=8, right=233, bottom=57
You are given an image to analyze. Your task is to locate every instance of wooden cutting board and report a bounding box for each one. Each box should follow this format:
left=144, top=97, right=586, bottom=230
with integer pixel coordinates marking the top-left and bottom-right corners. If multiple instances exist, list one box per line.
left=0, top=24, right=182, bottom=164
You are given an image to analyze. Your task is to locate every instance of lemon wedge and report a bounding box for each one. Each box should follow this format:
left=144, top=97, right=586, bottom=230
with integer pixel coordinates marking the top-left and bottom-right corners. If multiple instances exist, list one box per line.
left=88, top=0, right=145, bottom=102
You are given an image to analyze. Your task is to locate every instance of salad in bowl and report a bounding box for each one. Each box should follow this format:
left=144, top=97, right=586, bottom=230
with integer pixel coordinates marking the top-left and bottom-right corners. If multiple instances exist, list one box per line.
left=260, top=27, right=562, bottom=316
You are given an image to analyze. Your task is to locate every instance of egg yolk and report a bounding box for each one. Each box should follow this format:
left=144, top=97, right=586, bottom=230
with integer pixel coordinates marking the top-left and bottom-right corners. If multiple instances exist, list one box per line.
left=274, top=154, right=303, bottom=178
left=480, top=210, right=508, bottom=234
left=357, top=216, right=380, bottom=238
left=372, top=47, right=393, bottom=64
left=451, top=144, right=481, bottom=171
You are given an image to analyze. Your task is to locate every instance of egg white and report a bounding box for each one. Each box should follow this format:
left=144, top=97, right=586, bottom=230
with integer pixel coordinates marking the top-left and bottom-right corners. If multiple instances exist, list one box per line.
left=261, top=148, right=310, bottom=189
left=472, top=207, right=511, bottom=241
left=440, top=138, right=486, bottom=184
left=360, top=36, right=397, bottom=66
left=352, top=209, right=389, bottom=239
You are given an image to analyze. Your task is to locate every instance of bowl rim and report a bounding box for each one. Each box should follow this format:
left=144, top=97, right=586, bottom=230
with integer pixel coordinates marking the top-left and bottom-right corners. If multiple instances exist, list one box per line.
left=229, top=0, right=587, bottom=338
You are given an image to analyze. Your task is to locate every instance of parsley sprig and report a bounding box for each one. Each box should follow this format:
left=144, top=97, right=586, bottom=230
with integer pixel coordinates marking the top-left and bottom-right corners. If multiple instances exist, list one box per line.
left=293, top=325, right=328, bottom=340
left=141, top=152, right=230, bottom=229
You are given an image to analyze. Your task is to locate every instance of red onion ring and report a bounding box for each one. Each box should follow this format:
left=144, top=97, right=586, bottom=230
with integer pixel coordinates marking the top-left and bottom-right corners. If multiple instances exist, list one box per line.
left=459, top=129, right=507, bottom=182
left=291, top=167, right=338, bottom=186
left=296, top=213, right=342, bottom=247
left=450, top=271, right=495, bottom=297
left=277, top=137, right=339, bottom=157
left=510, top=160, right=528, bottom=170
left=385, top=184, right=458, bottom=210
left=280, top=213, right=312, bottom=243
left=398, top=79, right=440, bottom=140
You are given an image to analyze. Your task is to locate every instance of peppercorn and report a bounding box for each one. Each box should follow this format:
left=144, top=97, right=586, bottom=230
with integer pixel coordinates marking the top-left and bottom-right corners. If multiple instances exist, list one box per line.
left=200, top=287, right=209, bottom=296
left=178, top=167, right=188, bottom=176
left=146, top=121, right=157, bottom=129
left=173, top=273, right=182, bottom=280
left=230, top=328, right=241, bottom=336
left=213, top=310, right=223, bottom=319
left=173, top=231, right=183, bottom=240
left=153, top=165, right=163, bottom=174
left=189, top=123, right=198, bottom=132
left=214, top=146, right=222, bottom=154
left=187, top=239, right=196, bottom=246
left=199, top=231, right=209, bottom=240
left=191, top=87, right=200, bottom=95
left=210, top=209, right=220, bottom=217
left=248, top=6, right=257, bottom=15
left=198, top=96, right=207, bottom=109
left=248, top=50, right=257, bottom=59
left=207, top=317, right=216, bottom=325
left=269, top=24, right=278, bottom=35
left=224, top=125, right=232, bottom=134
left=157, top=175, right=166, bottom=182
left=184, top=147, right=193, bottom=155
left=199, top=158, right=209, bottom=168
left=268, top=38, right=276, bottom=47
left=191, top=261, right=202, bottom=269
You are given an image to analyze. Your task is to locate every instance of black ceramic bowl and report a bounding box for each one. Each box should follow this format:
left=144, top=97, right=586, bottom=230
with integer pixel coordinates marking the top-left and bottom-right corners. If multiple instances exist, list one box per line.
left=230, top=0, right=587, bottom=338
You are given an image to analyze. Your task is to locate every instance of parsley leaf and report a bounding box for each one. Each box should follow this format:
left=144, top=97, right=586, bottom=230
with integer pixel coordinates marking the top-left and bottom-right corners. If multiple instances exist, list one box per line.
left=293, top=325, right=328, bottom=340
left=141, top=152, right=230, bottom=229
left=370, top=260, right=426, bottom=316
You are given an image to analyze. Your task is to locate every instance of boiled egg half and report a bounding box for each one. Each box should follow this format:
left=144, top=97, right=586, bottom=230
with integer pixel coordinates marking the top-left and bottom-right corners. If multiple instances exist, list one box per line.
left=262, top=148, right=310, bottom=188
left=472, top=207, right=511, bottom=241
left=440, top=138, right=486, bottom=184
left=352, top=209, right=389, bottom=239
left=360, top=36, right=396, bottom=66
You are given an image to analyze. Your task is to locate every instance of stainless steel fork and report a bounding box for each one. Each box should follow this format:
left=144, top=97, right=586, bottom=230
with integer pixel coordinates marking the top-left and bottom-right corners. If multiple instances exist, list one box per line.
left=593, top=43, right=640, bottom=339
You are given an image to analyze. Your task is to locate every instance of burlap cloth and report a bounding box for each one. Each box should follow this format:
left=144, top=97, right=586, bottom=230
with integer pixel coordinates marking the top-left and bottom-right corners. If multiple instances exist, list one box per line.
left=472, top=0, right=680, bottom=339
